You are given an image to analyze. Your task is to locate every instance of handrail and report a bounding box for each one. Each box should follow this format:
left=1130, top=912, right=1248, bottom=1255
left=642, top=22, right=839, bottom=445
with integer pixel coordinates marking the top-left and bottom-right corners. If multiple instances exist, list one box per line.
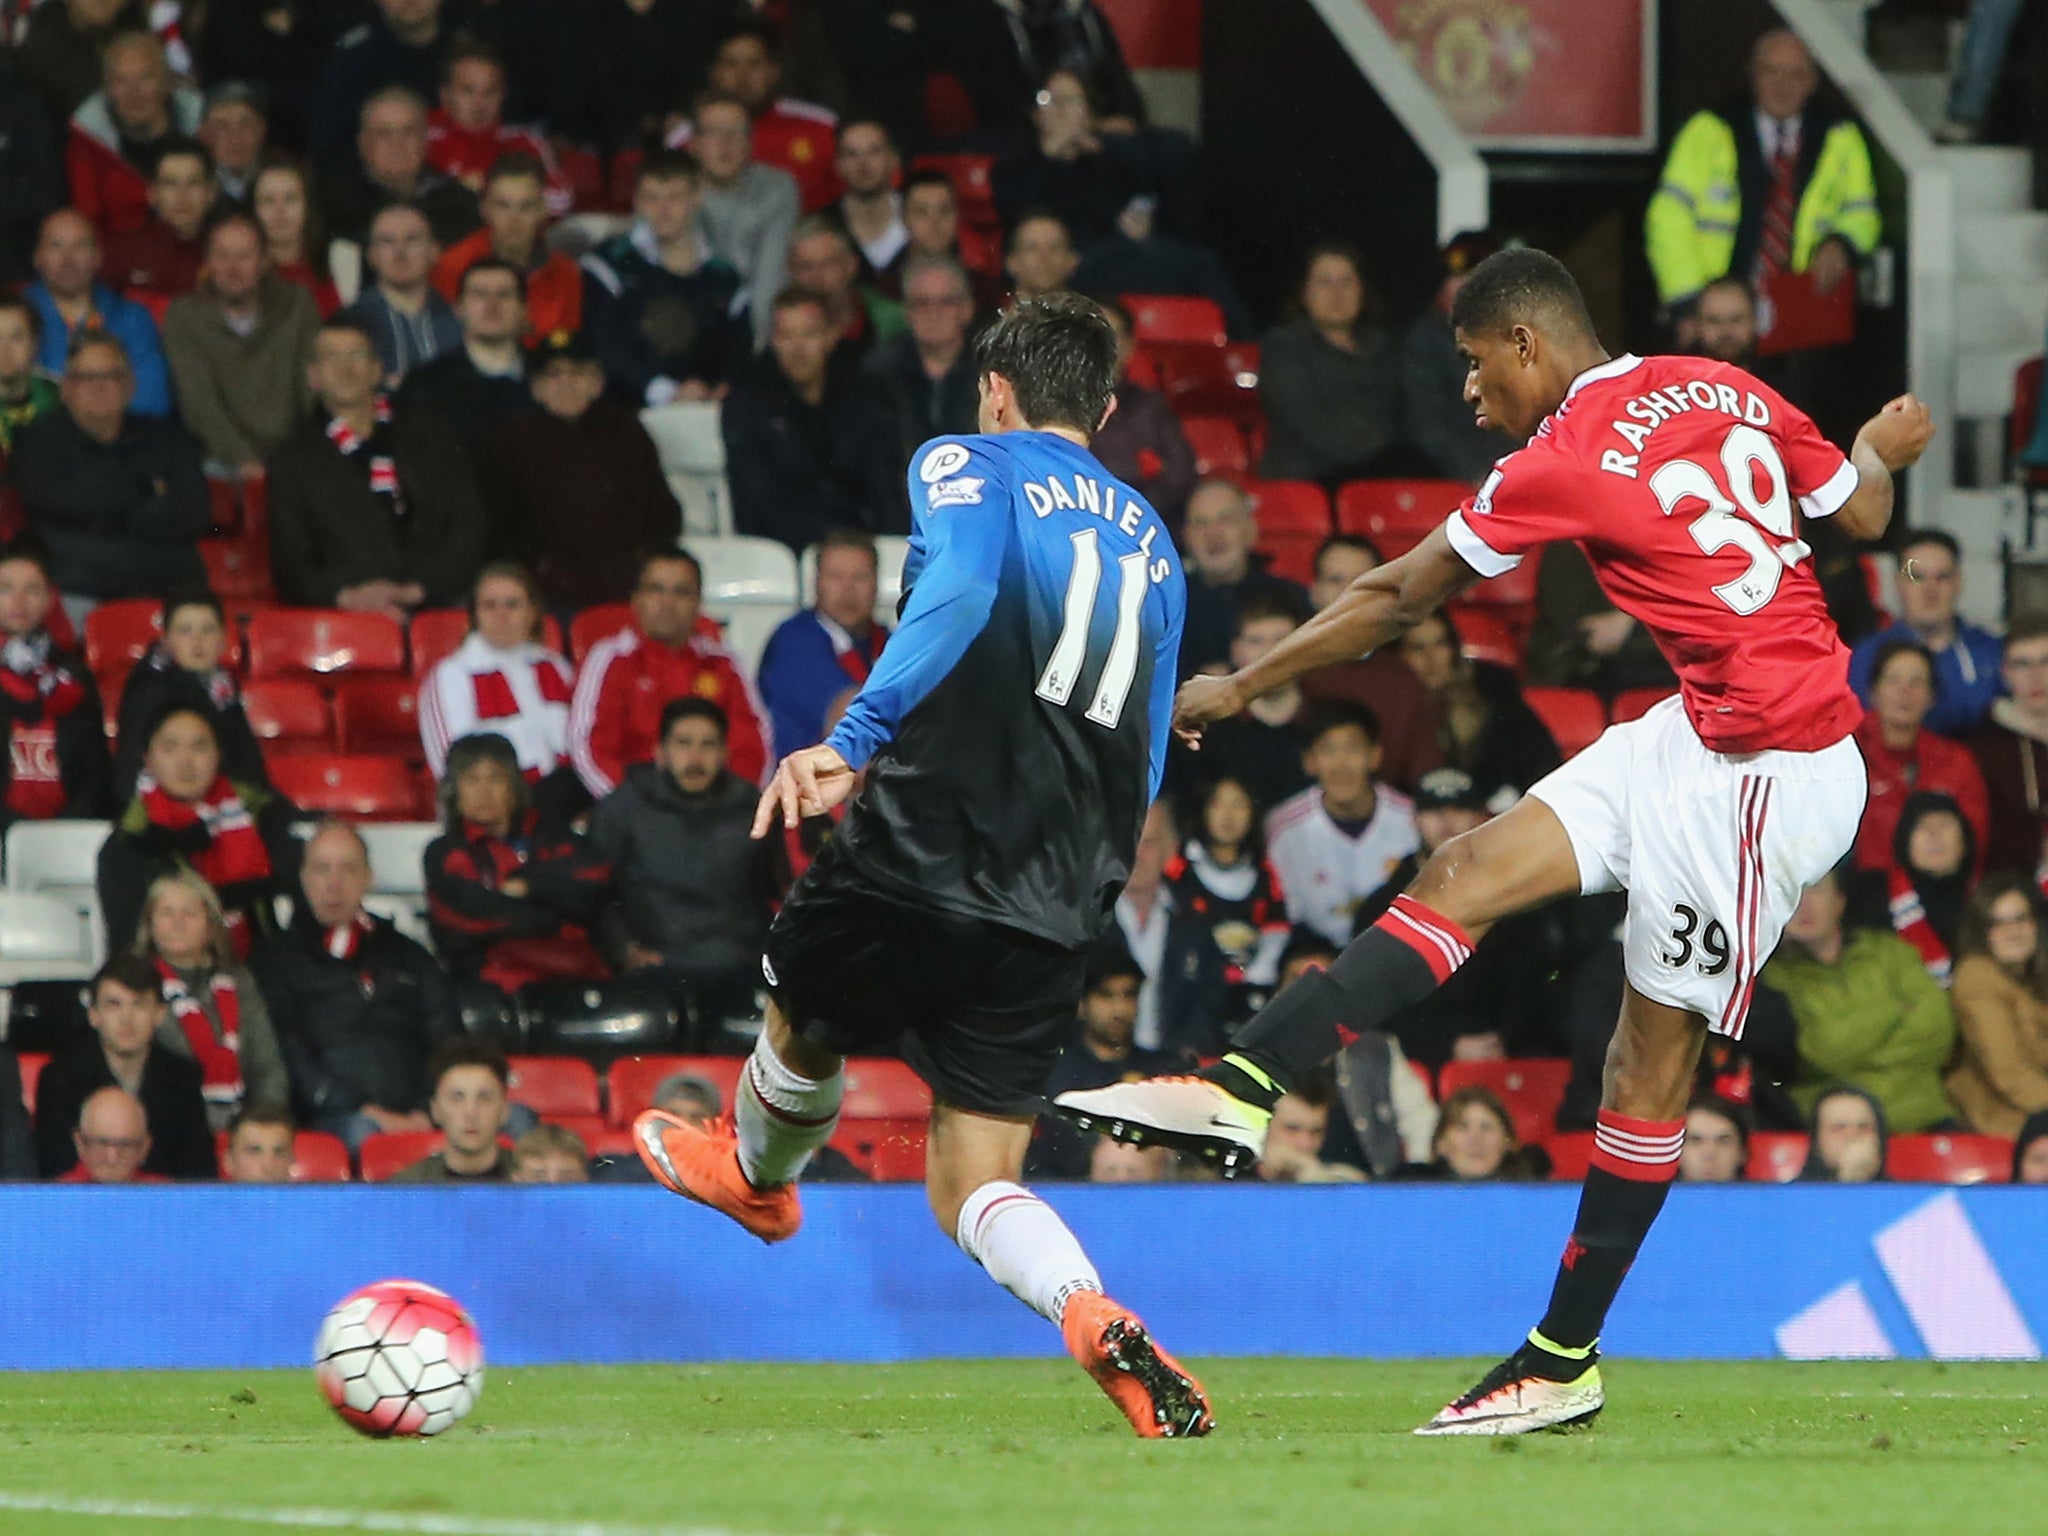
left=1301, top=0, right=1489, bottom=244
left=1773, top=0, right=1956, bottom=514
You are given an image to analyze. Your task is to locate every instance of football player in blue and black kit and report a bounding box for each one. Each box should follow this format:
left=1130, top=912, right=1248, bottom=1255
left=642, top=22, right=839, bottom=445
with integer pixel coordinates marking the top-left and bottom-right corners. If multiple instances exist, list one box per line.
left=635, top=293, right=1208, bottom=1438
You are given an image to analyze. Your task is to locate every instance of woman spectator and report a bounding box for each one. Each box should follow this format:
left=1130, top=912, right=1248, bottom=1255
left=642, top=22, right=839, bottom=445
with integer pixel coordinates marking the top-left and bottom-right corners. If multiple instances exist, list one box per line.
left=424, top=732, right=610, bottom=997
left=1848, top=791, right=1975, bottom=984
left=1398, top=611, right=1560, bottom=801
left=251, top=155, right=339, bottom=317
left=1088, top=296, right=1196, bottom=530
left=1257, top=243, right=1402, bottom=485
left=99, top=704, right=301, bottom=958
left=1797, top=1085, right=1889, bottom=1183
left=0, top=540, right=110, bottom=828
left=1164, top=776, right=1290, bottom=1037
left=1945, top=873, right=2048, bottom=1140
left=1677, top=1097, right=1749, bottom=1182
left=1394, top=1085, right=1548, bottom=1181
left=2014, top=1111, right=2048, bottom=1183
left=1765, top=863, right=1958, bottom=1135
left=113, top=591, right=267, bottom=801
left=134, top=867, right=288, bottom=1129
left=418, top=563, right=580, bottom=817
left=1853, top=640, right=1989, bottom=872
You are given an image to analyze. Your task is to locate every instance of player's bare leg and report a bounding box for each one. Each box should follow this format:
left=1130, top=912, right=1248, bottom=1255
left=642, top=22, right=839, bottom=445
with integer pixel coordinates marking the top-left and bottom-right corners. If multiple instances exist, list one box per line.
left=930, top=1102, right=1213, bottom=1439
left=1057, top=797, right=1584, bottom=1171
left=635, top=1000, right=844, bottom=1243
left=1417, top=986, right=1704, bottom=1435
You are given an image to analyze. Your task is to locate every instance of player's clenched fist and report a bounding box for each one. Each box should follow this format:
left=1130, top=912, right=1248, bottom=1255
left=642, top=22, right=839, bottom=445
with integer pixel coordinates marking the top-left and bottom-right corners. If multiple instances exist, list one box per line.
left=751, top=744, right=855, bottom=837
left=1171, top=673, right=1246, bottom=746
left=1861, top=394, right=1935, bottom=472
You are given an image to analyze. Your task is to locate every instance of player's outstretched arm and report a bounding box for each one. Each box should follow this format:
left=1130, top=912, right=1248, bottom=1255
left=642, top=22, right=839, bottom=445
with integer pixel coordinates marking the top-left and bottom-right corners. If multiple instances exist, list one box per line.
left=1174, top=526, right=1480, bottom=740
left=1835, top=393, right=1935, bottom=544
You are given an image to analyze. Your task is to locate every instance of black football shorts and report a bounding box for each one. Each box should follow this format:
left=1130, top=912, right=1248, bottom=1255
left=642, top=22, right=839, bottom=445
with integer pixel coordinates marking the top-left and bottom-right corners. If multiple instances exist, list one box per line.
left=762, top=840, right=1086, bottom=1117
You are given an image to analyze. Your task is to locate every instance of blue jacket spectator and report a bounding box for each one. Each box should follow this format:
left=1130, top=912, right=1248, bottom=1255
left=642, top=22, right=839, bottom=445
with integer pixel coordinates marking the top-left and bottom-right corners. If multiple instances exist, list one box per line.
left=1848, top=531, right=2003, bottom=739
left=759, top=530, right=890, bottom=753
left=27, top=211, right=173, bottom=419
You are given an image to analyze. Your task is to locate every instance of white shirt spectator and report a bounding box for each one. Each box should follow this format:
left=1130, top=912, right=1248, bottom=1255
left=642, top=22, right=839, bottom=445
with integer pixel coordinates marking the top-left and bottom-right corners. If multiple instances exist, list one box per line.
left=418, top=631, right=576, bottom=780
left=1266, top=785, right=1420, bottom=947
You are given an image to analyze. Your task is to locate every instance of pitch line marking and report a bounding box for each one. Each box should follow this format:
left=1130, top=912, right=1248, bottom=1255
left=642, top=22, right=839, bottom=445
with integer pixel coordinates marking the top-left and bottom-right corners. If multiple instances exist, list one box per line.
left=0, top=1491, right=806, bottom=1536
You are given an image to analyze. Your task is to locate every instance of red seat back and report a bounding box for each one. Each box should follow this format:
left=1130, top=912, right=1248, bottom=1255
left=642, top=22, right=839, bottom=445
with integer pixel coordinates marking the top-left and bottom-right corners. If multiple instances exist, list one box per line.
left=17, top=1051, right=47, bottom=1112
left=1453, top=607, right=1523, bottom=673
left=1157, top=341, right=1261, bottom=408
left=605, top=1054, right=746, bottom=1126
left=197, top=537, right=273, bottom=603
left=242, top=679, right=334, bottom=754
left=1180, top=415, right=1248, bottom=478
left=1437, top=1058, right=1571, bottom=1145
left=1523, top=687, right=1607, bottom=759
left=1546, top=1131, right=1596, bottom=1181
left=1747, top=1131, right=1809, bottom=1182
left=410, top=610, right=565, bottom=676
left=1609, top=687, right=1677, bottom=725
left=506, top=1054, right=602, bottom=1119
left=839, top=1058, right=932, bottom=1119
left=831, top=1116, right=925, bottom=1180
left=570, top=604, right=634, bottom=662
left=248, top=610, right=405, bottom=683
left=909, top=153, right=997, bottom=231
left=1243, top=479, right=1330, bottom=539
left=268, top=755, right=426, bottom=820
left=290, top=1131, right=352, bottom=1182
left=332, top=676, right=424, bottom=762
left=1334, top=479, right=1469, bottom=551
left=2012, top=357, right=2043, bottom=465
left=1887, top=1131, right=2012, bottom=1184
left=359, top=1131, right=443, bottom=1182
left=1255, top=533, right=1322, bottom=588
left=1122, top=294, right=1226, bottom=348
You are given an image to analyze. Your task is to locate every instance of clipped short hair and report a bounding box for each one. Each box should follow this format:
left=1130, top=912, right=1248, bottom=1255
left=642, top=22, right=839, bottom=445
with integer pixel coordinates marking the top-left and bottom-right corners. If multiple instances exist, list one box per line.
left=483, top=151, right=547, bottom=192
left=1301, top=700, right=1382, bottom=750
left=91, top=953, right=165, bottom=1006
left=902, top=168, right=956, bottom=202
left=228, top=1103, right=296, bottom=1138
left=426, top=1038, right=510, bottom=1094
left=1449, top=247, right=1596, bottom=342
left=511, top=1123, right=588, bottom=1166
left=973, top=292, right=1118, bottom=436
left=636, top=148, right=701, bottom=187
left=152, top=135, right=215, bottom=179
left=458, top=255, right=527, bottom=300
left=1897, top=527, right=1962, bottom=564
left=636, top=546, right=701, bottom=588
left=1315, top=532, right=1381, bottom=576
left=1234, top=588, right=1312, bottom=634
left=660, top=695, right=728, bottom=740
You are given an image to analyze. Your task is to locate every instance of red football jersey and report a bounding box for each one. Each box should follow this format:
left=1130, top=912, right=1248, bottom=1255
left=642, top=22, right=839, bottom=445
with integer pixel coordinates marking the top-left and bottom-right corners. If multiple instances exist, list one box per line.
left=1445, top=353, right=1863, bottom=754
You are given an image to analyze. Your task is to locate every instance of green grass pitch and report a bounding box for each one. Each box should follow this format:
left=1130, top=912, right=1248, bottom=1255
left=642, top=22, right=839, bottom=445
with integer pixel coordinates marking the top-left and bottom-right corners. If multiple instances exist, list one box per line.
left=0, top=1360, right=2041, bottom=1535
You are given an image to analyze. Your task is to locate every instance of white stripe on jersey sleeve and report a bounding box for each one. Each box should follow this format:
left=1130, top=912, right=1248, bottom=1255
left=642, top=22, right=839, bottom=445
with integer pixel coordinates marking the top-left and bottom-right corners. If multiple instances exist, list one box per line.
left=1444, top=510, right=1524, bottom=578
left=1798, top=459, right=1860, bottom=520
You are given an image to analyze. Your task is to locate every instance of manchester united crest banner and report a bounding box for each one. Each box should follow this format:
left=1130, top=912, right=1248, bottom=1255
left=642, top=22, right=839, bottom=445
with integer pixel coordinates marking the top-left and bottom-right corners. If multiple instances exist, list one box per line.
left=1364, top=0, right=1657, bottom=152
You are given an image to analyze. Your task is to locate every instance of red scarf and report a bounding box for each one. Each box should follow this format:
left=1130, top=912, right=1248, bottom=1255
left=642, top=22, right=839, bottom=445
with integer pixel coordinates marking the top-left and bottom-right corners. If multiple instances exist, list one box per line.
left=140, top=775, right=272, bottom=953
left=1887, top=867, right=1952, bottom=984
left=326, top=396, right=405, bottom=518
left=154, top=957, right=242, bottom=1103
left=1, top=632, right=87, bottom=821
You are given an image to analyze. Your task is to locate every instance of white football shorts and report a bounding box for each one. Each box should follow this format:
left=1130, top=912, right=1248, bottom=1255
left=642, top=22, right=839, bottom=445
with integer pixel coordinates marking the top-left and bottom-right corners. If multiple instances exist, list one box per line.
left=1526, top=695, right=1867, bottom=1037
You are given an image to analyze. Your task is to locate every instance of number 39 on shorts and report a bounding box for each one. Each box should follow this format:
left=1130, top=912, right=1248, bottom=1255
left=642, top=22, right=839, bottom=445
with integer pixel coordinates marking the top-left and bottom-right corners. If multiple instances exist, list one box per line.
left=1664, top=903, right=1731, bottom=976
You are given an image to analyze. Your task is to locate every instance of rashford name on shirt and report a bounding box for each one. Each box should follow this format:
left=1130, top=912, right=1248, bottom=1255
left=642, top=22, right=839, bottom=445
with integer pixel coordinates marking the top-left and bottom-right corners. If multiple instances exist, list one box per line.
left=1598, top=382, right=1779, bottom=480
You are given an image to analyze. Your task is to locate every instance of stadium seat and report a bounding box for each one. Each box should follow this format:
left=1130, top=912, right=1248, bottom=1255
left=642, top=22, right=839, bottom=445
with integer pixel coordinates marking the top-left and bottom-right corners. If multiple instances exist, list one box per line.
left=606, top=1054, right=747, bottom=1126
left=639, top=401, right=731, bottom=537
left=409, top=611, right=568, bottom=676
left=332, top=676, right=424, bottom=763
left=205, top=472, right=241, bottom=534
left=268, top=756, right=426, bottom=821
left=2013, top=357, right=2045, bottom=484
left=1609, top=688, right=1676, bottom=724
left=2, top=819, right=111, bottom=966
left=1546, top=1132, right=1595, bottom=1181
left=1454, top=607, right=1523, bottom=673
left=714, top=606, right=788, bottom=677
left=1243, top=479, right=1331, bottom=538
left=247, top=609, right=405, bottom=683
left=584, top=1128, right=639, bottom=1160
left=1334, top=479, right=1469, bottom=551
left=1748, top=1132, right=1808, bottom=1183
left=832, top=1116, right=926, bottom=1181
left=840, top=1058, right=933, bottom=1119
left=359, top=1131, right=443, bottom=1181
left=1156, top=341, right=1262, bottom=423
left=695, top=536, right=802, bottom=609
left=570, top=603, right=634, bottom=660
left=542, top=1113, right=612, bottom=1149
left=506, top=1055, right=602, bottom=1119
left=197, top=536, right=272, bottom=603
left=359, top=821, right=438, bottom=900
left=521, top=977, right=682, bottom=1057
left=1123, top=294, right=1227, bottom=348
left=1437, top=1058, right=1571, bottom=1146
left=1887, top=1132, right=2012, bottom=1184
left=214, top=1129, right=352, bottom=1182
left=1523, top=688, right=1607, bottom=758
left=1450, top=546, right=1539, bottom=616
left=241, top=679, right=333, bottom=756
left=16, top=1051, right=46, bottom=1112
left=0, top=891, right=96, bottom=984
left=1255, top=532, right=1321, bottom=588
left=1181, top=415, right=1249, bottom=478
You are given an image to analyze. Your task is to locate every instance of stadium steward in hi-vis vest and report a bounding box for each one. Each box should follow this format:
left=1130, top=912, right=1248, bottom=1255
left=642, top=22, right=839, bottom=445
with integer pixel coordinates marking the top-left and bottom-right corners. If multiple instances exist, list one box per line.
left=824, top=433, right=1186, bottom=947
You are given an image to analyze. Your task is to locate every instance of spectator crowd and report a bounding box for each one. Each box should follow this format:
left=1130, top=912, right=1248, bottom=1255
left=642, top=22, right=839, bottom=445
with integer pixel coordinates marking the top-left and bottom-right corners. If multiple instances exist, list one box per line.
left=0, top=8, right=2043, bottom=1190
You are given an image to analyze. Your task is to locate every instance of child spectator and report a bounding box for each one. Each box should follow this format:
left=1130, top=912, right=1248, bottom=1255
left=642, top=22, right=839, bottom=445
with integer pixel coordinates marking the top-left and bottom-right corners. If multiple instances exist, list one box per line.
left=1166, top=776, right=1291, bottom=1034
left=424, top=732, right=610, bottom=996
left=114, top=591, right=268, bottom=802
left=135, top=867, right=289, bottom=1129
left=390, top=1041, right=513, bottom=1183
left=1946, top=873, right=2048, bottom=1141
left=1266, top=703, right=1419, bottom=947
left=220, top=1104, right=297, bottom=1182
left=0, top=541, right=111, bottom=828
left=419, top=563, right=578, bottom=806
left=509, top=1123, right=589, bottom=1183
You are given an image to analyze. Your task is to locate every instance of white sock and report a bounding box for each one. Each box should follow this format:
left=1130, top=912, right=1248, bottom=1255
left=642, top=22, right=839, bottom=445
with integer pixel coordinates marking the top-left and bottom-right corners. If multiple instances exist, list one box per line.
left=733, top=1035, right=842, bottom=1187
left=954, top=1180, right=1103, bottom=1326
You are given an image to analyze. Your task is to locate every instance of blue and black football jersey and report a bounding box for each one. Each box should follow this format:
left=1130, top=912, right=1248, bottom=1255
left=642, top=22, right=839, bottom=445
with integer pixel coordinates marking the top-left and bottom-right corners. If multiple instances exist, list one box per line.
left=823, top=431, right=1187, bottom=948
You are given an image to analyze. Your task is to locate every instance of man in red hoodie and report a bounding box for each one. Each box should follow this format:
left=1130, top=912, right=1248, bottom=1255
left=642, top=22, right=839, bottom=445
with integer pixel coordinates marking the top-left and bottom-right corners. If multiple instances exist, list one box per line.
left=425, top=39, right=570, bottom=217
left=569, top=548, right=769, bottom=797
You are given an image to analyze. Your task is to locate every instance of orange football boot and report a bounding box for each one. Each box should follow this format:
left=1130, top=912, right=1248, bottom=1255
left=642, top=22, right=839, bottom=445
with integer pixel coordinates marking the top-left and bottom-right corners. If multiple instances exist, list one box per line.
left=633, top=1109, right=802, bottom=1243
left=1060, top=1290, right=1214, bottom=1438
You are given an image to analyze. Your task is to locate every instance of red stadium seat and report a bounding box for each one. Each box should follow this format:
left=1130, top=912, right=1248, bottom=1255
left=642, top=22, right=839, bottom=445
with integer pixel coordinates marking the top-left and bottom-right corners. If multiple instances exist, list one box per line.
left=410, top=611, right=565, bottom=676
left=17, top=1050, right=46, bottom=1112
left=1256, top=532, right=1321, bottom=588
left=268, top=755, right=426, bottom=820
left=1452, top=548, right=1539, bottom=613
left=85, top=599, right=164, bottom=684
left=909, top=153, right=997, bottom=232
left=248, top=609, right=405, bottom=683
left=1334, top=479, right=1469, bottom=551
left=290, top=1130, right=352, bottom=1182
left=1546, top=1132, right=1595, bottom=1181
left=506, top=1055, right=601, bottom=1119
left=1454, top=607, right=1523, bottom=673
left=242, top=679, right=334, bottom=755
left=540, top=1114, right=611, bottom=1149
left=1123, top=294, right=1226, bottom=348
left=1180, top=415, right=1249, bottom=478
left=1243, top=479, right=1330, bottom=538
left=1610, top=687, right=1677, bottom=725
left=1437, top=1058, right=1571, bottom=1145
left=197, top=537, right=273, bottom=604
left=570, top=603, right=634, bottom=662
left=2013, top=357, right=2044, bottom=481
left=359, top=1131, right=443, bottom=1182
left=1157, top=341, right=1262, bottom=421
left=840, top=1057, right=932, bottom=1118
left=585, top=1128, right=638, bottom=1160
left=205, top=473, right=241, bottom=534
left=605, top=1054, right=746, bottom=1127
left=1523, top=688, right=1607, bottom=758
left=1748, top=1131, right=1808, bottom=1183
left=831, top=1116, right=925, bottom=1181
left=1887, top=1132, right=2012, bottom=1184
left=332, top=676, right=423, bottom=763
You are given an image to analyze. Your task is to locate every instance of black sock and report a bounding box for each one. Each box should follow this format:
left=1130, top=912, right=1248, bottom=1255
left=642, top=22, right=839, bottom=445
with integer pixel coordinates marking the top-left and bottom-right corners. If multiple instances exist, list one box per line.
left=1533, top=1122, right=1682, bottom=1355
left=1202, top=894, right=1473, bottom=1107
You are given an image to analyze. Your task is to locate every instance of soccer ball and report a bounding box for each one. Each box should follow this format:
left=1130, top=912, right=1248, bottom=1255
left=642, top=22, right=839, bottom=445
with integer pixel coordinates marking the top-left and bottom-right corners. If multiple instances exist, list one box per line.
left=314, top=1279, right=485, bottom=1437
